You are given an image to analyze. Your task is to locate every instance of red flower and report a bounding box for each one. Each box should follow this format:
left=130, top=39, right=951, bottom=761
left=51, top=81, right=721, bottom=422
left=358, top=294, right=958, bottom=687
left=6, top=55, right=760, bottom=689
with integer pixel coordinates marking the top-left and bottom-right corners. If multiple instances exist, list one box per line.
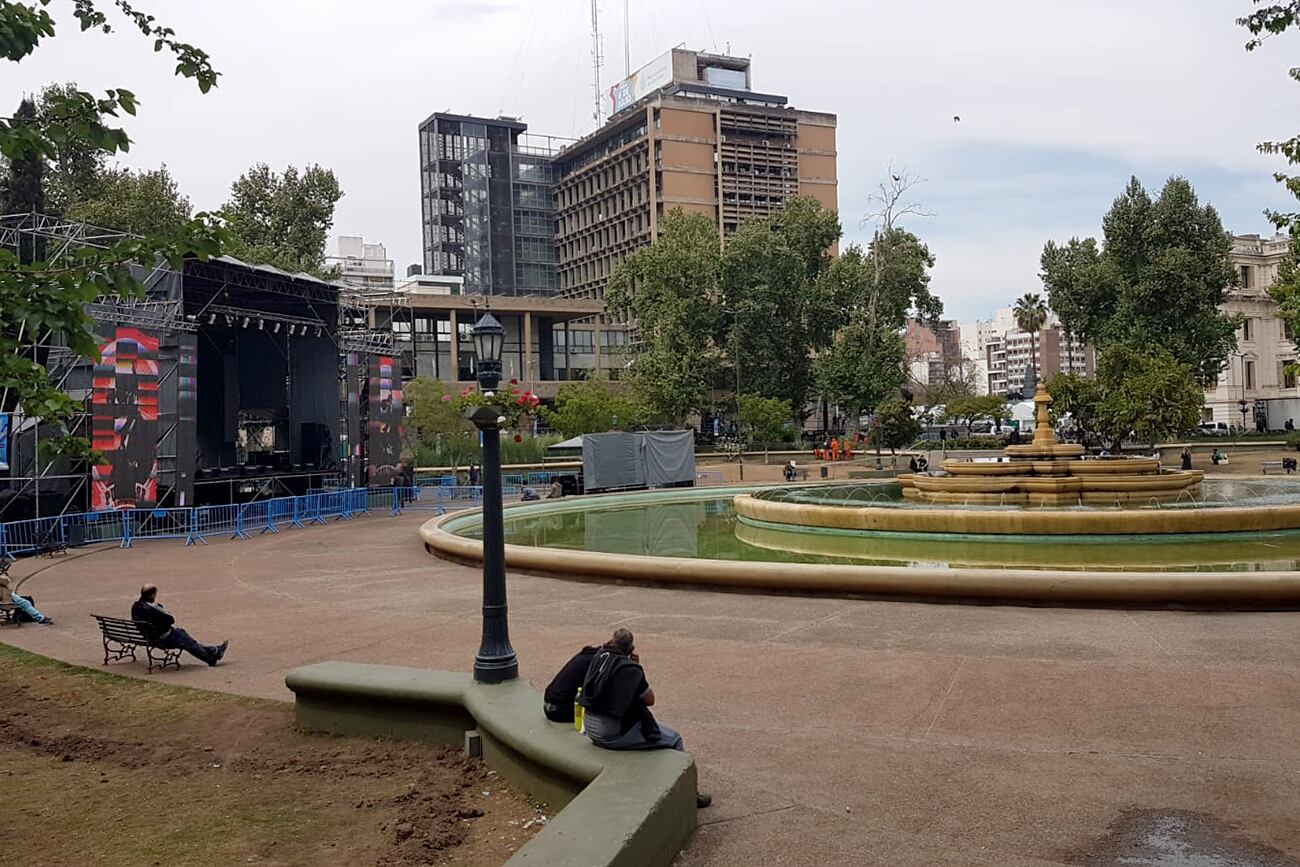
left=516, top=395, right=526, bottom=405
left=510, top=378, right=518, bottom=385
left=440, top=394, right=451, bottom=402
left=529, top=395, right=540, bottom=406
left=513, top=434, right=523, bottom=443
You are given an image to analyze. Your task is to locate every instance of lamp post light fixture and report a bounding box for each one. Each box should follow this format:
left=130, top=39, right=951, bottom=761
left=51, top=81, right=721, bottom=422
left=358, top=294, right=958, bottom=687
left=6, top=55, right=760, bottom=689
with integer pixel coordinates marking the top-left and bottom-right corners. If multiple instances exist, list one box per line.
left=464, top=312, right=517, bottom=684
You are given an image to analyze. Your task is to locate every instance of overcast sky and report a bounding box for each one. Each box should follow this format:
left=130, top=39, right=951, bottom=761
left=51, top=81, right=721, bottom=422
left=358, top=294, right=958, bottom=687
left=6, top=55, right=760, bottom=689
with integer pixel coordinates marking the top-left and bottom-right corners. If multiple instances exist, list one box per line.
left=5, top=0, right=1298, bottom=321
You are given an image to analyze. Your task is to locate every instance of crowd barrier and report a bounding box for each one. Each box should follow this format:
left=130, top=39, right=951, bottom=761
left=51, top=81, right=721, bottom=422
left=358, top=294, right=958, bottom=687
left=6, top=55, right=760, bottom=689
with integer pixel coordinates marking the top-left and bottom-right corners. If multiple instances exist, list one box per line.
left=0, top=485, right=506, bottom=560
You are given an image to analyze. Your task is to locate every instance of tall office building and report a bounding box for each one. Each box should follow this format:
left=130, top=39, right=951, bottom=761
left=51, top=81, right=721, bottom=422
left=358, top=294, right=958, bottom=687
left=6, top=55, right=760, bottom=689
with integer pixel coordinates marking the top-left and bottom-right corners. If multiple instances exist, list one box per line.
left=417, top=113, right=564, bottom=295
left=553, top=48, right=838, bottom=301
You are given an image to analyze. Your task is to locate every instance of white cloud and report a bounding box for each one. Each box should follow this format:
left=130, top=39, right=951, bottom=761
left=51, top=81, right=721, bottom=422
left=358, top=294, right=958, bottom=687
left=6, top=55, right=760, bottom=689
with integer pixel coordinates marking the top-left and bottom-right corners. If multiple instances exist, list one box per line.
left=3, top=0, right=1296, bottom=303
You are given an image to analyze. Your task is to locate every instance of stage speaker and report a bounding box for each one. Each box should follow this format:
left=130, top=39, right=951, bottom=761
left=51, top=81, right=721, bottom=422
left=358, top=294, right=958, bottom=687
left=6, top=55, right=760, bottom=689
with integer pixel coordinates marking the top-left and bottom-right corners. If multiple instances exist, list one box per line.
left=301, top=423, right=330, bottom=468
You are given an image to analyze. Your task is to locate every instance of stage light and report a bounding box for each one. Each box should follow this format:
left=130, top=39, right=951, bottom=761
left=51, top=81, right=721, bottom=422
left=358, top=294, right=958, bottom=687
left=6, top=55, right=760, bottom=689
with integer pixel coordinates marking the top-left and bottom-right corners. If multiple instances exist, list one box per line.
left=315, top=326, right=323, bottom=337
left=258, top=319, right=265, bottom=330
left=185, top=314, right=197, bottom=322
left=225, top=315, right=233, bottom=326
left=272, top=321, right=281, bottom=334
left=207, top=313, right=217, bottom=325
left=242, top=316, right=251, bottom=329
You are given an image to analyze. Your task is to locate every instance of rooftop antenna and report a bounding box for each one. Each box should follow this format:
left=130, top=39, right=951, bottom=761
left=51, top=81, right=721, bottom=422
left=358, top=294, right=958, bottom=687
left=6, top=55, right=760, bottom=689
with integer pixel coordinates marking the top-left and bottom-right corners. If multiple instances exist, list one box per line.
left=591, top=0, right=605, bottom=126
left=624, top=0, right=631, bottom=76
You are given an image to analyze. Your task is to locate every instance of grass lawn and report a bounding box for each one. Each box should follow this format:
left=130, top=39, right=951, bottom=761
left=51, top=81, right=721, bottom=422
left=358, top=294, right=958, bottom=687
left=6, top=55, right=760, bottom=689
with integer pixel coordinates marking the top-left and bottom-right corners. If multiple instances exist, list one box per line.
left=0, top=643, right=545, bottom=866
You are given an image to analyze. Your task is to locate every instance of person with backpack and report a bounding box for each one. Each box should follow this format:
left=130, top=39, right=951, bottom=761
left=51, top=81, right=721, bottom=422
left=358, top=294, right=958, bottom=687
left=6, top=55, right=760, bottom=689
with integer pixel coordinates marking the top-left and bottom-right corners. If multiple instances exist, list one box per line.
left=577, top=628, right=711, bottom=807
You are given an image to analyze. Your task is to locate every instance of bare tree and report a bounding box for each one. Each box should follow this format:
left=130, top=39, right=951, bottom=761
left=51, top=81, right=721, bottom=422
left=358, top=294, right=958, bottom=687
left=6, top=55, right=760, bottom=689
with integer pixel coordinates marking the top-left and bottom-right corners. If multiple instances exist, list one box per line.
left=860, top=164, right=933, bottom=329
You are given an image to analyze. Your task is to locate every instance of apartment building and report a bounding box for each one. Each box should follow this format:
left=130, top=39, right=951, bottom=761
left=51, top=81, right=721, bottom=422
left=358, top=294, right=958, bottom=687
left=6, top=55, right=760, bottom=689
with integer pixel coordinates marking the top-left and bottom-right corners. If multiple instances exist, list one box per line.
left=326, top=235, right=394, bottom=291
left=1203, top=233, right=1295, bottom=426
left=417, top=113, right=567, bottom=295
left=904, top=318, right=964, bottom=392
left=959, top=308, right=1094, bottom=397
left=553, top=48, right=837, bottom=302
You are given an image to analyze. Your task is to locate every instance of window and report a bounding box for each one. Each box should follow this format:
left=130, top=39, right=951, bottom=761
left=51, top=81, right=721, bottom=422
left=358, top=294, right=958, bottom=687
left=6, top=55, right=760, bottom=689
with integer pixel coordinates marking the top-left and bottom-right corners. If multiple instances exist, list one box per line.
left=1243, top=318, right=1253, bottom=341
left=570, top=330, right=594, bottom=354
left=1286, top=320, right=1295, bottom=341
left=1283, top=361, right=1297, bottom=390
left=436, top=319, right=451, bottom=343
left=1246, top=360, right=1256, bottom=391
left=600, top=330, right=628, bottom=347
left=1241, top=265, right=1253, bottom=289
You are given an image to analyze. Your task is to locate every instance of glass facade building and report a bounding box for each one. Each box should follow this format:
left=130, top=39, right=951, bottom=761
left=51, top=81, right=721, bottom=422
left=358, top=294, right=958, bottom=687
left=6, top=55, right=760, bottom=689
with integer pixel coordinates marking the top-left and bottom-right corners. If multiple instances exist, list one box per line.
left=418, top=113, right=560, bottom=295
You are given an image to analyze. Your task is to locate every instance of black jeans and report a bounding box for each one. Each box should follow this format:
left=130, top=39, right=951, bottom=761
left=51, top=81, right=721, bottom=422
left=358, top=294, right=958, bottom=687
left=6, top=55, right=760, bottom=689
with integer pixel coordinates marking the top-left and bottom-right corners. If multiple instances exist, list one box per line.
left=157, top=627, right=219, bottom=665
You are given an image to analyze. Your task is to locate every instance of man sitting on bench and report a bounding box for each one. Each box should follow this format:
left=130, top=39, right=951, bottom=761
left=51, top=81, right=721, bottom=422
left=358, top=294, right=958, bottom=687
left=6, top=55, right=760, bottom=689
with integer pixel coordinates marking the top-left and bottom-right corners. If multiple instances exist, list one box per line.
left=0, top=574, right=54, bottom=625
left=131, top=584, right=228, bottom=666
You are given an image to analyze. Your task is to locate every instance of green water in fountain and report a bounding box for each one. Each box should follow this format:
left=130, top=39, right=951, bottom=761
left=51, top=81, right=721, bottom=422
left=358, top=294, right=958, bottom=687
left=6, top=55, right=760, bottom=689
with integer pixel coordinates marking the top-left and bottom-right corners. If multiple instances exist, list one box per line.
left=450, top=480, right=1300, bottom=572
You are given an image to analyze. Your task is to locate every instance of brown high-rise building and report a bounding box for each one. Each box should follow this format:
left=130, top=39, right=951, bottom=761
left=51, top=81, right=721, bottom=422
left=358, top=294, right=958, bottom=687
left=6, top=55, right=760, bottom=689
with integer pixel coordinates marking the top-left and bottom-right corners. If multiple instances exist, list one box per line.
left=553, top=48, right=838, bottom=301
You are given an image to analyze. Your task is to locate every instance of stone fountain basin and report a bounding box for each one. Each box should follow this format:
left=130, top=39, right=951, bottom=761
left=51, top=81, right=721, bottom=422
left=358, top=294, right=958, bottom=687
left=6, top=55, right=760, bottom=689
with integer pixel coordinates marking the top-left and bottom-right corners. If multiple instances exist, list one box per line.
left=733, top=490, right=1300, bottom=536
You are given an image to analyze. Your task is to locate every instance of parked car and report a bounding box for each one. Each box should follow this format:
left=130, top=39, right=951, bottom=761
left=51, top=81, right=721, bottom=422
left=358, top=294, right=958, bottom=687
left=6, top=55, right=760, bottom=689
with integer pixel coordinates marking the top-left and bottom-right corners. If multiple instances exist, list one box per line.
left=1197, top=422, right=1230, bottom=436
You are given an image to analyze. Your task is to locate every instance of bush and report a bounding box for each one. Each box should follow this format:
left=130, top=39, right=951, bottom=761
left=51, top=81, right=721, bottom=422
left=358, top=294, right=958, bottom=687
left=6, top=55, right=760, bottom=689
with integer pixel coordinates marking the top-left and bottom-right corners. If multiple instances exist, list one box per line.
left=1288, top=432, right=1300, bottom=452
left=911, top=435, right=1006, bottom=451
left=411, top=433, right=563, bottom=468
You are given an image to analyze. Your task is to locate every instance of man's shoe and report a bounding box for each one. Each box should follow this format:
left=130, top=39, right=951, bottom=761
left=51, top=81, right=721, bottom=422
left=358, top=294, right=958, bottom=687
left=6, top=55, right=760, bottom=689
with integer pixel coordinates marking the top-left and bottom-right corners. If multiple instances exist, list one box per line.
left=696, top=793, right=713, bottom=809
left=39, top=618, right=54, bottom=626
left=210, top=640, right=229, bottom=666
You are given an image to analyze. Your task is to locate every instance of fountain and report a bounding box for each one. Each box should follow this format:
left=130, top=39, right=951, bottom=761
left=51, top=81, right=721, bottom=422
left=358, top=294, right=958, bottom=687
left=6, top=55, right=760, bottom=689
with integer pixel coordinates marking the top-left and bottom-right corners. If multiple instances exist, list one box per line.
left=421, top=383, right=1300, bottom=604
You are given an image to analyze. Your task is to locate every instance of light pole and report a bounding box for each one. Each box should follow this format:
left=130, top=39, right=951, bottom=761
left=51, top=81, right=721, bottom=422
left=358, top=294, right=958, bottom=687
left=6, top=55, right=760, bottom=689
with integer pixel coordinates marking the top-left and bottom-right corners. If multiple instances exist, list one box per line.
left=463, top=312, right=518, bottom=684
left=1231, top=350, right=1252, bottom=433
left=724, top=307, right=744, bottom=481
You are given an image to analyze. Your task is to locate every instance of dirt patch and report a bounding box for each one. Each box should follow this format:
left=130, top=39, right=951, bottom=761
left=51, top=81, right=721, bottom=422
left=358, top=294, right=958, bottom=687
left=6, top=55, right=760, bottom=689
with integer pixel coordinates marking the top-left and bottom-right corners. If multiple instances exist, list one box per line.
left=0, top=643, right=546, bottom=866
left=1070, top=808, right=1299, bottom=867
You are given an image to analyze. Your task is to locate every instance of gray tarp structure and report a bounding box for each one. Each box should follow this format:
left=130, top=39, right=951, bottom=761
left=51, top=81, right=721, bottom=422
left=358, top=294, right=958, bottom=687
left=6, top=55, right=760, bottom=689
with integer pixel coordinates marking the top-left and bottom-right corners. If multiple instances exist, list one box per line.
left=643, top=431, right=696, bottom=488
left=581, top=430, right=696, bottom=492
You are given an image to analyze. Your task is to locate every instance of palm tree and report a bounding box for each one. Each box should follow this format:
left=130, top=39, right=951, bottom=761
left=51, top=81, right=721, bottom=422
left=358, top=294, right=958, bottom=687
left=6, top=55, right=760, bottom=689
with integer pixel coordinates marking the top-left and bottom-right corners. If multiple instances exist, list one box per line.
left=1013, top=292, right=1049, bottom=394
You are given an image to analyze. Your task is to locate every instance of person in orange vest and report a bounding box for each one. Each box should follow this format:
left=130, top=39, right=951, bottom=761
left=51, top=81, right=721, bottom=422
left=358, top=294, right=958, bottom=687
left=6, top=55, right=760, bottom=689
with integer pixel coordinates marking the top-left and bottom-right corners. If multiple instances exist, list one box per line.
left=831, top=438, right=841, bottom=461
left=844, top=438, right=853, bottom=460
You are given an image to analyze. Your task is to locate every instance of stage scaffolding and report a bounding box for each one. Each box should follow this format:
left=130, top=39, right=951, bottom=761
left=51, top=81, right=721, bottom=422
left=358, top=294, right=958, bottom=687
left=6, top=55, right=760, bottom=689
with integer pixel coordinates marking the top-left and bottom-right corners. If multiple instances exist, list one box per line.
left=0, top=213, right=392, bottom=521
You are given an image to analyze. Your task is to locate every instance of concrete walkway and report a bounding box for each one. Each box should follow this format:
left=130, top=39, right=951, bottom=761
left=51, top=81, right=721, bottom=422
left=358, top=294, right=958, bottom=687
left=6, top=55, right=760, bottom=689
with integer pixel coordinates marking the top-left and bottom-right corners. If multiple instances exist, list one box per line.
left=4, top=513, right=1300, bottom=865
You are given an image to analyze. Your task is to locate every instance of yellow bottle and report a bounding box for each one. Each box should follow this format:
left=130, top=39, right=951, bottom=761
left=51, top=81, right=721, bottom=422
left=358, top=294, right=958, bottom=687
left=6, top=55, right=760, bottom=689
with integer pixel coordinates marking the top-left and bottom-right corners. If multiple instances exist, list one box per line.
left=574, top=688, right=585, bottom=733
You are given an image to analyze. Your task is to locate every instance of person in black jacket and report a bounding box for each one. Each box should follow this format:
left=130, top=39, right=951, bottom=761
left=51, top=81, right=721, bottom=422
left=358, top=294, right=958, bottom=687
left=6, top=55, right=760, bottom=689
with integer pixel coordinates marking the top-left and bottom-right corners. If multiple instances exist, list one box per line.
left=542, top=644, right=599, bottom=723
left=131, top=584, right=228, bottom=666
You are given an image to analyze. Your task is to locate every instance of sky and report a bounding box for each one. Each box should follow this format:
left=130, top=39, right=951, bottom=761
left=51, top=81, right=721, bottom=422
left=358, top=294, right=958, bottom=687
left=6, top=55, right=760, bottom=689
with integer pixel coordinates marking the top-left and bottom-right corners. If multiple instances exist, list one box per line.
left=4, top=0, right=1299, bottom=322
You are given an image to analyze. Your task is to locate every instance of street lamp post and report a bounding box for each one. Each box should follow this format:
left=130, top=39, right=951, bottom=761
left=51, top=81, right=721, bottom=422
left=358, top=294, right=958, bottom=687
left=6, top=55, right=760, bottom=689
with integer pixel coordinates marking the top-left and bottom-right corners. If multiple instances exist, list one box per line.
left=464, top=312, right=518, bottom=684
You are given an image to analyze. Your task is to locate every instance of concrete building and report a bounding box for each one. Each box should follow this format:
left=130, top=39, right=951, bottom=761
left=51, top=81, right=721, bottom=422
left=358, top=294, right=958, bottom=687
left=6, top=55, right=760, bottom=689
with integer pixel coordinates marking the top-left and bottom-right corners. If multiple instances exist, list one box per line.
left=1203, top=233, right=1295, bottom=427
left=417, top=113, right=568, bottom=295
left=327, top=236, right=394, bottom=291
left=362, top=293, right=623, bottom=397
left=552, top=48, right=837, bottom=302
left=904, top=319, right=964, bottom=392
left=960, top=308, right=1094, bottom=397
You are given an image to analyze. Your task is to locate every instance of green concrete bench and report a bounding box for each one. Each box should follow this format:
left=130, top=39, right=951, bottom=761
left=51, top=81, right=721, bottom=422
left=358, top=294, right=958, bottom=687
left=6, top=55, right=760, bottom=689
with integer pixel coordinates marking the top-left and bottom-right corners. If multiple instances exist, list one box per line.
left=285, top=662, right=697, bottom=867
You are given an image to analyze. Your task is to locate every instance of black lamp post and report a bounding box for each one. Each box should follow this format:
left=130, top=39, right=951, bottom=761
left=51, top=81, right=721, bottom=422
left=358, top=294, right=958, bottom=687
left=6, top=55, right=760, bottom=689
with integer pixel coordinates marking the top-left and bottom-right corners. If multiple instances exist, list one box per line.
left=464, top=312, right=518, bottom=683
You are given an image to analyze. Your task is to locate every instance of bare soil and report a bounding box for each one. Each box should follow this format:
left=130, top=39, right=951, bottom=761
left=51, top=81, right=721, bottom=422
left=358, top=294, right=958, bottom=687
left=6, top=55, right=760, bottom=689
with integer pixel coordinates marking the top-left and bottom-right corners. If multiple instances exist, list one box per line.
left=0, top=643, right=545, bottom=867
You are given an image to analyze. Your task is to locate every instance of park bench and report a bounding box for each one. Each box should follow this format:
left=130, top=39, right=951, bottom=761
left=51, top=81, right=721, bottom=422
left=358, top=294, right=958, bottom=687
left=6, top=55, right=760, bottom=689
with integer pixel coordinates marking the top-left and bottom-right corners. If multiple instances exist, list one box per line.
left=91, top=614, right=181, bottom=673
left=1261, top=460, right=1297, bottom=474
left=0, top=601, right=20, bottom=626
left=35, top=526, right=67, bottom=558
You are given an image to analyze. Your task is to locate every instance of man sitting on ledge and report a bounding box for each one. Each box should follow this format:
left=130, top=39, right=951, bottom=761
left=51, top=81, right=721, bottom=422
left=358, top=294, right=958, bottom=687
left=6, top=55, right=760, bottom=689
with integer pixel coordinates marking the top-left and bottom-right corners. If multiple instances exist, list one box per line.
left=578, top=628, right=711, bottom=807
left=131, top=584, right=228, bottom=667
left=542, top=643, right=599, bottom=723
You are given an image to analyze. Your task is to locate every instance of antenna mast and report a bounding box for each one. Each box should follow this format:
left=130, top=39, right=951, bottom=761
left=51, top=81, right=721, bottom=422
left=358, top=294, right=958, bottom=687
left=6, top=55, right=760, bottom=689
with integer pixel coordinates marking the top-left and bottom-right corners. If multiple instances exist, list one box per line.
left=624, top=0, right=631, bottom=76
left=591, top=0, right=604, bottom=125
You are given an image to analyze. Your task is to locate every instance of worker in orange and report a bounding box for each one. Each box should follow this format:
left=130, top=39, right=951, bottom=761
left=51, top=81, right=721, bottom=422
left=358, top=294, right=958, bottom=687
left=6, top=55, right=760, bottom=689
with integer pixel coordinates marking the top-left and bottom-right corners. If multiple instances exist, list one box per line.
left=844, top=438, right=853, bottom=460
left=830, top=437, right=841, bottom=461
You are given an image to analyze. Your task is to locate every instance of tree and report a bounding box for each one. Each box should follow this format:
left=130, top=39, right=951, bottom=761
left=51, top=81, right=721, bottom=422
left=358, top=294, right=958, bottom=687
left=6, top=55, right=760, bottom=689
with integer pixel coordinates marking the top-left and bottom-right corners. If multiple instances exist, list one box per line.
left=65, top=164, right=191, bottom=235
left=403, top=376, right=473, bottom=443
left=607, top=209, right=723, bottom=423
left=738, top=393, right=791, bottom=462
left=34, top=81, right=106, bottom=213
left=1, top=99, right=46, bottom=222
left=540, top=378, right=648, bottom=438
left=223, top=163, right=342, bottom=276
left=1048, top=346, right=1202, bottom=450
left=1012, top=292, right=1048, bottom=386
left=1040, top=176, right=1238, bottom=386
left=944, top=394, right=1008, bottom=434
left=1, top=2, right=225, bottom=454
left=813, top=228, right=940, bottom=432
left=721, top=197, right=841, bottom=423
left=874, top=398, right=921, bottom=455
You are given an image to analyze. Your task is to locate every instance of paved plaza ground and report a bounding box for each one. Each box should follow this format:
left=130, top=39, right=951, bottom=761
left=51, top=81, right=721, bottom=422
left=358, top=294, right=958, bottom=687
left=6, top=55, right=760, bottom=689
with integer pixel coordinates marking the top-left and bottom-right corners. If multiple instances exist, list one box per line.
left=4, top=508, right=1300, bottom=865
